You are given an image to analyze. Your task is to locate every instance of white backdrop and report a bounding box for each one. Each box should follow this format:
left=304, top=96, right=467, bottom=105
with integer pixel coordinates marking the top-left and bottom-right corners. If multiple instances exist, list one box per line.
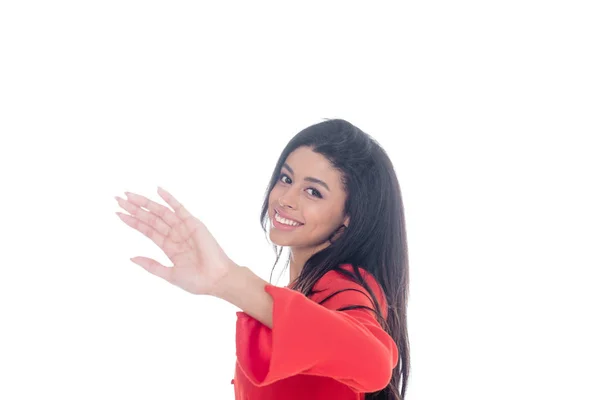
left=1, top=1, right=598, bottom=399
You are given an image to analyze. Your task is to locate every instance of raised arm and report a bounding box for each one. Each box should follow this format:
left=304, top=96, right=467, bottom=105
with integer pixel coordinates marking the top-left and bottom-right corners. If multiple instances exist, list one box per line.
left=212, top=265, right=275, bottom=328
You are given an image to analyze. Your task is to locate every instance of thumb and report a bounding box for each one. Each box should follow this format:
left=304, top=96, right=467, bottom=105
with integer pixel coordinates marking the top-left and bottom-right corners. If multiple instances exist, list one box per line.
left=130, top=256, right=173, bottom=282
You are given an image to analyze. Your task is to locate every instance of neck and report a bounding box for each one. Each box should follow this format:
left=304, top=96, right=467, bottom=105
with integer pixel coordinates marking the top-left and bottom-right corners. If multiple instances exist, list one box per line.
left=288, top=241, right=331, bottom=284
left=289, top=252, right=303, bottom=284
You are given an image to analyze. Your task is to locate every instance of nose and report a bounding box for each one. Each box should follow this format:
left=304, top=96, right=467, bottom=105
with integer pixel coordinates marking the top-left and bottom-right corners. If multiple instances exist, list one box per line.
left=278, top=191, right=298, bottom=209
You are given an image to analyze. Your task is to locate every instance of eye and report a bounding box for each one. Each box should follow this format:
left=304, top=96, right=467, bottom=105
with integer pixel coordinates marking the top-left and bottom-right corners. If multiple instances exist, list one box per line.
left=279, top=173, right=292, bottom=184
left=278, top=173, right=323, bottom=199
left=307, top=188, right=322, bottom=198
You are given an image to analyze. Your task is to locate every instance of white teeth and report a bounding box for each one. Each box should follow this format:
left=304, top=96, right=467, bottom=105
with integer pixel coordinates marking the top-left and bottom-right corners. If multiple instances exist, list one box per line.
left=275, top=212, right=301, bottom=226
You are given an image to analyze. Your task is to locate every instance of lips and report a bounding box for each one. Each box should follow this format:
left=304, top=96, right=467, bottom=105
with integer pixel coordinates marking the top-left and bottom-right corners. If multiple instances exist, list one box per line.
left=274, top=207, right=304, bottom=224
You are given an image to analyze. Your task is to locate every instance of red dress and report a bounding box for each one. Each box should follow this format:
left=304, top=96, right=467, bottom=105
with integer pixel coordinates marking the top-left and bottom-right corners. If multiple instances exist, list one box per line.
left=232, top=263, right=399, bottom=399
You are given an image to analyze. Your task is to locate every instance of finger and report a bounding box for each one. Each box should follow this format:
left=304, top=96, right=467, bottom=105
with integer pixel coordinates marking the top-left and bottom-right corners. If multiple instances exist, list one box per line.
left=156, top=186, right=195, bottom=223
left=116, top=212, right=183, bottom=258
left=156, top=187, right=202, bottom=240
left=130, top=256, right=173, bottom=282
left=123, top=191, right=188, bottom=238
left=115, top=196, right=171, bottom=238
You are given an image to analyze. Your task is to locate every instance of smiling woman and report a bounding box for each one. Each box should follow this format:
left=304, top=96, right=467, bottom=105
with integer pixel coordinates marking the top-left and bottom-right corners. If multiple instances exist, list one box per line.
left=115, top=118, right=410, bottom=400
left=267, top=146, right=351, bottom=282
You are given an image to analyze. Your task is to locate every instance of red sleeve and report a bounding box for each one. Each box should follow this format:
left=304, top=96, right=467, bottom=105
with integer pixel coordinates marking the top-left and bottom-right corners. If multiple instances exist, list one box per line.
left=235, top=272, right=399, bottom=393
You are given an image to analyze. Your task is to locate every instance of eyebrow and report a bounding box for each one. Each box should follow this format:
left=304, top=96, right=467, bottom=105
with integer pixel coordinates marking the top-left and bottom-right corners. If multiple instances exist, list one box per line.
left=282, top=163, right=330, bottom=192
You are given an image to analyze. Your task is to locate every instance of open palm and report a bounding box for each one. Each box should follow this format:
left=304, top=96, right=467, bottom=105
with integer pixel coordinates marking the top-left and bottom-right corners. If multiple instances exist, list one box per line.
left=115, top=187, right=235, bottom=296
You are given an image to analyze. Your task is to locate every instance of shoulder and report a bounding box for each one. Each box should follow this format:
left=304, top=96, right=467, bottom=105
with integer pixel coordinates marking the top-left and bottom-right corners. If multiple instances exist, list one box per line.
left=310, top=263, right=388, bottom=317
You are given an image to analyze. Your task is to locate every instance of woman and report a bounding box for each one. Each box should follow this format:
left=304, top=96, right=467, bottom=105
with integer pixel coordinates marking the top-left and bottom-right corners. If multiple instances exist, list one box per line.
left=115, top=119, right=410, bottom=399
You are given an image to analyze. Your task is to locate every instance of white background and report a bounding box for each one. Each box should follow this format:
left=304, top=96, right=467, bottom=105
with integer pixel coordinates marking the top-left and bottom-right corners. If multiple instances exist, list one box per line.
left=1, top=1, right=598, bottom=399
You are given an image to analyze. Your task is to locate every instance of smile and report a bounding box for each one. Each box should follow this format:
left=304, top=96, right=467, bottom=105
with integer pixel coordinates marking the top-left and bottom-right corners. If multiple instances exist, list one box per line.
left=274, top=211, right=303, bottom=227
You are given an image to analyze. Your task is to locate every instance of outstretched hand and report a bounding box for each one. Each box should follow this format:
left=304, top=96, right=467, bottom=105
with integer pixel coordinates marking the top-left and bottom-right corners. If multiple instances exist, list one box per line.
left=115, top=186, right=236, bottom=296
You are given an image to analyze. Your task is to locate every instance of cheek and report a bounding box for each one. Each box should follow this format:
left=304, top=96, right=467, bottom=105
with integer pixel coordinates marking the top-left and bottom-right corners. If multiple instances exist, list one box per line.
left=304, top=207, right=335, bottom=228
left=268, top=187, right=280, bottom=203
left=268, top=187, right=286, bottom=213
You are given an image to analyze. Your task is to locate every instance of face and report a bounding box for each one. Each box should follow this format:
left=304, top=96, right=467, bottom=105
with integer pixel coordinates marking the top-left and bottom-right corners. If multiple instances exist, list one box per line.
left=268, top=146, right=350, bottom=252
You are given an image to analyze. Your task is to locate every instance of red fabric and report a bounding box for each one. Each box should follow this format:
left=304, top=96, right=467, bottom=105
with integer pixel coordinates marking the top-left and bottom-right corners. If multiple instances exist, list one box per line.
left=232, top=264, right=399, bottom=399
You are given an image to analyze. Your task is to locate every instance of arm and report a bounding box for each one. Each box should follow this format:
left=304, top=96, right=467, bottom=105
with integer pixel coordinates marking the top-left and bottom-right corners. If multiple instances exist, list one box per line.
left=212, top=264, right=274, bottom=328
left=214, top=265, right=398, bottom=393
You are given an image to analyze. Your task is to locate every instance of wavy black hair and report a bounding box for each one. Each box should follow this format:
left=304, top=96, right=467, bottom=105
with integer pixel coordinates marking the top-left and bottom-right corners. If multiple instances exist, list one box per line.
left=260, top=119, right=410, bottom=399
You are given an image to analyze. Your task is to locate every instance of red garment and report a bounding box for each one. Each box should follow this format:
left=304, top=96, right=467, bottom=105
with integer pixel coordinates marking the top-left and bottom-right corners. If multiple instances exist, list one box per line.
left=232, top=263, right=399, bottom=399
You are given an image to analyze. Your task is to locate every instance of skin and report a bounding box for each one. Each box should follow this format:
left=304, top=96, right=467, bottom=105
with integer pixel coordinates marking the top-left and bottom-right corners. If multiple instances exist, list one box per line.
left=268, top=146, right=350, bottom=283
left=113, top=149, right=348, bottom=329
left=115, top=187, right=276, bottom=327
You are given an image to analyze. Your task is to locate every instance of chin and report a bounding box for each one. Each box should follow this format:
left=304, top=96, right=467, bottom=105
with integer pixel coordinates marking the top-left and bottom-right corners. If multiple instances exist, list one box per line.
left=268, top=231, right=289, bottom=247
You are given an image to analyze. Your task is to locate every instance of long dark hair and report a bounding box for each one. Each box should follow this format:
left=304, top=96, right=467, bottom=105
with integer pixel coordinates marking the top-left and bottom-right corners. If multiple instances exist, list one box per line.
left=259, top=119, right=410, bottom=399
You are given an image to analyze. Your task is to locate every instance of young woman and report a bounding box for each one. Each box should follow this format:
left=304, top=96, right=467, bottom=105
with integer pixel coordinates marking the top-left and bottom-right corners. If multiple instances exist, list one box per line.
left=115, top=119, right=410, bottom=399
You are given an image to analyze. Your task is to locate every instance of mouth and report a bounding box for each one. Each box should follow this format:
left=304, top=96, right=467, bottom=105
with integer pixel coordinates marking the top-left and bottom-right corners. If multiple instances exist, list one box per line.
left=273, top=208, right=304, bottom=228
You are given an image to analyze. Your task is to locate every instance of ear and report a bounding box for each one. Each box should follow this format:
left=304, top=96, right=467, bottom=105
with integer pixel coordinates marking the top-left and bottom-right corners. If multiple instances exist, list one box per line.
left=343, top=215, right=350, bottom=227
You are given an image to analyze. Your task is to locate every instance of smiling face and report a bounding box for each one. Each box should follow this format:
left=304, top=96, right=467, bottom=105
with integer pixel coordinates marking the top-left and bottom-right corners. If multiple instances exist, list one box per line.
left=268, top=146, right=350, bottom=252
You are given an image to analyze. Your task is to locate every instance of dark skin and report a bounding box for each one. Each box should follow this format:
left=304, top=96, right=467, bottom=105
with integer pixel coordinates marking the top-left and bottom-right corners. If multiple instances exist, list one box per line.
left=114, top=148, right=348, bottom=328
left=115, top=187, right=274, bottom=328
left=268, top=146, right=350, bottom=282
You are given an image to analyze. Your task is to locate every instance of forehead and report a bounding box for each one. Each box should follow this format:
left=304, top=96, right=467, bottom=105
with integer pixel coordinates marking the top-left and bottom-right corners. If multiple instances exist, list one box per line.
left=284, top=146, right=343, bottom=189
